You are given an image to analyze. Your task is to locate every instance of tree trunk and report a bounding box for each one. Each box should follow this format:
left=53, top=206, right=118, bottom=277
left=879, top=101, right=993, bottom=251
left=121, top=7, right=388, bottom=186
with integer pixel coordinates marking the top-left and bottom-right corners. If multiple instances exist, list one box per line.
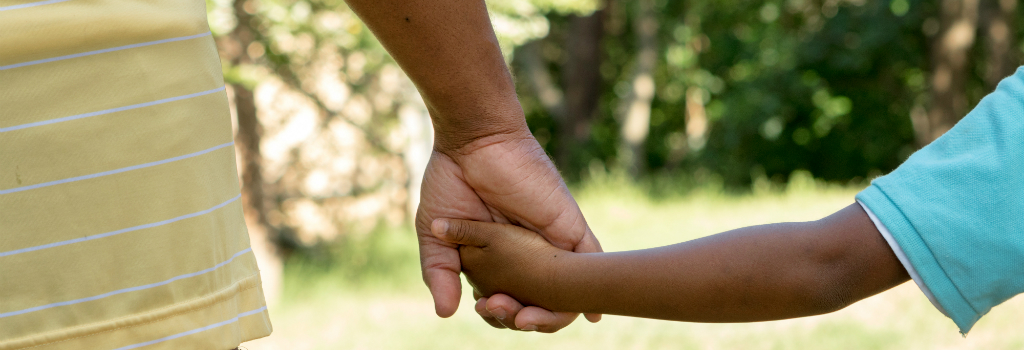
left=229, top=0, right=283, bottom=306
left=618, top=0, right=658, bottom=177
left=519, top=41, right=565, bottom=120
left=921, top=0, right=979, bottom=146
left=560, top=9, right=605, bottom=172
left=982, top=0, right=1018, bottom=90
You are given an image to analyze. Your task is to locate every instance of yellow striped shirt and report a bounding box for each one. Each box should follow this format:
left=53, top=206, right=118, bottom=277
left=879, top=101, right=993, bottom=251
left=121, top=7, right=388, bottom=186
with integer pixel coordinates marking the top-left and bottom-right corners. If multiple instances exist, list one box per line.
left=1, top=0, right=272, bottom=348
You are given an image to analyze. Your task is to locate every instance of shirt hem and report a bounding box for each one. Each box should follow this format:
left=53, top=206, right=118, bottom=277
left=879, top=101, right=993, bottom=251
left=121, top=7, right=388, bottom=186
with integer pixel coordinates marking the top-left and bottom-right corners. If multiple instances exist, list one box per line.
left=856, top=185, right=981, bottom=334
left=0, top=273, right=271, bottom=350
left=857, top=200, right=948, bottom=316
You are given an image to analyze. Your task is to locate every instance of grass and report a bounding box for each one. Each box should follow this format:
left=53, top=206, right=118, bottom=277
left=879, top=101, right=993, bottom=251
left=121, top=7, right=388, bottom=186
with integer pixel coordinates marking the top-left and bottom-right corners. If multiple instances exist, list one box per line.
left=242, top=177, right=1024, bottom=350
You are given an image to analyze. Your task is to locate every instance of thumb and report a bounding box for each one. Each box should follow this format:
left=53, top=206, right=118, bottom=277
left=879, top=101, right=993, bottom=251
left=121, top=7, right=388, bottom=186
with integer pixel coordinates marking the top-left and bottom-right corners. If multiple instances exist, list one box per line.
left=573, top=229, right=603, bottom=254
left=431, top=218, right=493, bottom=247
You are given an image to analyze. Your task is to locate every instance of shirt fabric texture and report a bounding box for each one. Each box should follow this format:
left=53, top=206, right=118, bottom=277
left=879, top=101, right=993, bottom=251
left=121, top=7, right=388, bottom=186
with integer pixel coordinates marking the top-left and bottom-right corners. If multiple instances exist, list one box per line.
left=857, top=201, right=948, bottom=316
left=856, top=67, right=1024, bottom=334
left=1, top=0, right=272, bottom=349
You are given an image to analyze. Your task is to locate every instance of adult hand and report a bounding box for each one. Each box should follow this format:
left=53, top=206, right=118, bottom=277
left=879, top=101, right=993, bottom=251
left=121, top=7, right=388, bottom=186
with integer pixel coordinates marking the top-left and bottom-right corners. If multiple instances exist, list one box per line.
left=342, top=0, right=600, bottom=333
left=415, top=131, right=603, bottom=332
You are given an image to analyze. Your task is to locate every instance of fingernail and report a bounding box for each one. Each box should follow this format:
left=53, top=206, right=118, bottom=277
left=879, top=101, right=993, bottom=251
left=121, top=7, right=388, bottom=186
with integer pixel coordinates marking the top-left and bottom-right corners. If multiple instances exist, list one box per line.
left=521, top=325, right=538, bottom=332
left=488, top=308, right=506, bottom=320
left=437, top=220, right=449, bottom=234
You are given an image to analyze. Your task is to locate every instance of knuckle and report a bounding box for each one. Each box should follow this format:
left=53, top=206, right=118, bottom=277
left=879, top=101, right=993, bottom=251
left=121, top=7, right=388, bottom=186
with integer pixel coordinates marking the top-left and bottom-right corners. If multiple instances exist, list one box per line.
left=448, top=221, right=468, bottom=242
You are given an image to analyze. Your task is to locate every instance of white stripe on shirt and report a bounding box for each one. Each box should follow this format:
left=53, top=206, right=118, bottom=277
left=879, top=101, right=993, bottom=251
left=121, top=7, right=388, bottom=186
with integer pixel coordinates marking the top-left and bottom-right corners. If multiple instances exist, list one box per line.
left=0, top=0, right=71, bottom=11
left=0, top=32, right=212, bottom=70
left=0, top=194, right=240, bottom=258
left=0, top=141, right=234, bottom=196
left=0, top=247, right=253, bottom=318
left=0, top=86, right=225, bottom=133
left=112, top=306, right=267, bottom=350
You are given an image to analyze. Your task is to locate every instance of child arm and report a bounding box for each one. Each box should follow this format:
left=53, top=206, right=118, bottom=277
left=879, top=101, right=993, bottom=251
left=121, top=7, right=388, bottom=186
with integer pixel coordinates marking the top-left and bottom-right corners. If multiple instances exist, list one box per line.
left=432, top=203, right=909, bottom=325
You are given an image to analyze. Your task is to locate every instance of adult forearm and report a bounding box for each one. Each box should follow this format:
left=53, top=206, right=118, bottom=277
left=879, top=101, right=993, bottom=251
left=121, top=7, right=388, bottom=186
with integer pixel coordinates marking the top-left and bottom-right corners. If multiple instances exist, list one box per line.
left=345, top=0, right=529, bottom=152
left=549, top=204, right=909, bottom=322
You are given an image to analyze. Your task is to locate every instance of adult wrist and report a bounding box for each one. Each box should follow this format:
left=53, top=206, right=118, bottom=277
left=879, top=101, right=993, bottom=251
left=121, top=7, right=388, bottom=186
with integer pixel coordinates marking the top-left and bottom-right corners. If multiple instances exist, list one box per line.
left=428, top=102, right=533, bottom=156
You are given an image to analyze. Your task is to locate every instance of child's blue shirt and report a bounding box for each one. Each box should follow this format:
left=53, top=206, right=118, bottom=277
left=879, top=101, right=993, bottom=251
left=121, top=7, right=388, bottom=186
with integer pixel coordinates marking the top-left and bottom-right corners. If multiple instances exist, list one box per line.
left=857, top=67, right=1024, bottom=334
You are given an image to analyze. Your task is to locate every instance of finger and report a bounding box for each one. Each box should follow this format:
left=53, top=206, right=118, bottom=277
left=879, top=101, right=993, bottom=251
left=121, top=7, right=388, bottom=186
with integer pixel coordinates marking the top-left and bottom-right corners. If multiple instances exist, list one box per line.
left=431, top=218, right=494, bottom=247
left=418, top=233, right=463, bottom=318
left=514, top=307, right=579, bottom=333
left=475, top=297, right=506, bottom=329
left=484, top=293, right=525, bottom=330
left=423, top=267, right=461, bottom=318
left=585, top=313, right=602, bottom=323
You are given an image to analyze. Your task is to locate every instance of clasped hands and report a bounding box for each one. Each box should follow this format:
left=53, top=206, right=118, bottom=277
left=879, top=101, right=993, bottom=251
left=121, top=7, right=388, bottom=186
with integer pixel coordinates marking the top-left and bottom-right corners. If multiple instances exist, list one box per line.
left=415, top=132, right=602, bottom=333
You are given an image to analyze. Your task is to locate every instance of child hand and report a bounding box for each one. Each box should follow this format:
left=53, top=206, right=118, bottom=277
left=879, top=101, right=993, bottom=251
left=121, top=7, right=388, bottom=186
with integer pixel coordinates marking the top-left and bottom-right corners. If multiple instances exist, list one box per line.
left=430, top=218, right=572, bottom=310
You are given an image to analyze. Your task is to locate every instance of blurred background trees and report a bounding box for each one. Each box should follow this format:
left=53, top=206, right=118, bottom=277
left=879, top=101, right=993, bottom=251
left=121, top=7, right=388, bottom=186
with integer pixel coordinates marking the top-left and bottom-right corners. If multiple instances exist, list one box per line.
left=205, top=0, right=1024, bottom=303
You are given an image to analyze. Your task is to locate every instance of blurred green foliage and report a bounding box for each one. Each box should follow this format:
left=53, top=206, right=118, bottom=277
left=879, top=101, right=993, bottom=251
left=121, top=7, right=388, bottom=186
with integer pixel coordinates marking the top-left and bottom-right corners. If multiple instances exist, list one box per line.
left=209, top=0, right=1024, bottom=197
left=206, top=0, right=1023, bottom=247
left=517, top=0, right=1023, bottom=187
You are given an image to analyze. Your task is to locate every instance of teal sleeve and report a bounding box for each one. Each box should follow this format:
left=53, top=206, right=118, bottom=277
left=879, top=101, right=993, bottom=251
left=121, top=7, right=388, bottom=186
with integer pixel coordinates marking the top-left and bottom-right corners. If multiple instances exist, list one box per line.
left=856, top=67, right=1024, bottom=334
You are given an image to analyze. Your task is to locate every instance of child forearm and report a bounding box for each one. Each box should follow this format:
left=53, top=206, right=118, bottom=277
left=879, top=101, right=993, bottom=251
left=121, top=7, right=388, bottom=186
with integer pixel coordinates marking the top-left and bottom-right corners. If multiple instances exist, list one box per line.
left=547, top=204, right=910, bottom=322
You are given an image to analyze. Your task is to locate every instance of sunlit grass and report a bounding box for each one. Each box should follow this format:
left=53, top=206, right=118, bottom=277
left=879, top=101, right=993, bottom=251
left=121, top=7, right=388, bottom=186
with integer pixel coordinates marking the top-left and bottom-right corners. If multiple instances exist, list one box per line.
left=243, top=177, right=1024, bottom=350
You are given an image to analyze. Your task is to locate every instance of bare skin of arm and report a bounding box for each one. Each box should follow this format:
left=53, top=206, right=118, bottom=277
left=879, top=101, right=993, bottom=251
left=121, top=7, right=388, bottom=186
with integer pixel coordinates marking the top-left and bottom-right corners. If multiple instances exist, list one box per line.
left=344, top=0, right=525, bottom=149
left=433, top=203, right=910, bottom=323
left=345, top=0, right=603, bottom=331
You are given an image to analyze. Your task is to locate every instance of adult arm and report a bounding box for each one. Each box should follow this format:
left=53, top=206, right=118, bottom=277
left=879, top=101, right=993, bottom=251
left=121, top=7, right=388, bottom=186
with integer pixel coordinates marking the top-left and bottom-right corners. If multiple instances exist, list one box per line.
left=344, top=0, right=603, bottom=331
left=438, top=203, right=910, bottom=322
left=344, top=0, right=525, bottom=151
